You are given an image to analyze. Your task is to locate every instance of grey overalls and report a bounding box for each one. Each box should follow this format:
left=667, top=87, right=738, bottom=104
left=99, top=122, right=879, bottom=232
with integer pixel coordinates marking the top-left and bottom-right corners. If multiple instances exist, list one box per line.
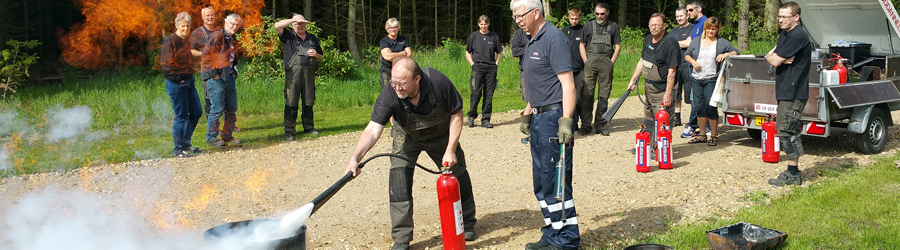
left=284, top=42, right=319, bottom=134
left=388, top=78, right=477, bottom=244
left=582, top=20, right=616, bottom=131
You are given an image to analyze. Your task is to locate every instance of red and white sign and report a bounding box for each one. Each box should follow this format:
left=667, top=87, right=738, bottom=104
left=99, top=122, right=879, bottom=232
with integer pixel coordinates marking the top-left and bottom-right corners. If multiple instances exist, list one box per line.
left=880, top=0, right=900, bottom=39
left=754, top=103, right=778, bottom=114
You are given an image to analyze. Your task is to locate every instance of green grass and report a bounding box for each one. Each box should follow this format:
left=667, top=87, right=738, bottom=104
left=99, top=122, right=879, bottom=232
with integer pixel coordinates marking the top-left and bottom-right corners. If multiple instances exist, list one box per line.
left=628, top=154, right=900, bottom=249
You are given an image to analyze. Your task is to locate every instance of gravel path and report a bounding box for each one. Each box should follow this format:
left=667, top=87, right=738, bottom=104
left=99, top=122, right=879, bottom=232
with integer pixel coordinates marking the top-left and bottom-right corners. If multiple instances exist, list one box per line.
left=0, top=97, right=896, bottom=249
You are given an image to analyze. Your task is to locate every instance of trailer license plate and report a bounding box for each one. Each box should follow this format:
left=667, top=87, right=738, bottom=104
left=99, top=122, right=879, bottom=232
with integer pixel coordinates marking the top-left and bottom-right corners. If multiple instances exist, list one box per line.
left=754, top=116, right=765, bottom=126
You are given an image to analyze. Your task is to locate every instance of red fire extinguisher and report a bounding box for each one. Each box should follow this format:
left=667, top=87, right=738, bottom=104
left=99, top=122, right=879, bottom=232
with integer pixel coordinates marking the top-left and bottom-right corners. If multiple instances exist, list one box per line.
left=657, top=127, right=673, bottom=169
left=635, top=125, right=651, bottom=173
left=437, top=162, right=465, bottom=249
left=762, top=115, right=780, bottom=163
left=831, top=53, right=848, bottom=84
left=654, top=103, right=670, bottom=139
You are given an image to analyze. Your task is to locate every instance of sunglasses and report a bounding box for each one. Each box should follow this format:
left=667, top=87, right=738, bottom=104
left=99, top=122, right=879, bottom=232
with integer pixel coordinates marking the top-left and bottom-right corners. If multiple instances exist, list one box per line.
left=595, top=12, right=607, bottom=16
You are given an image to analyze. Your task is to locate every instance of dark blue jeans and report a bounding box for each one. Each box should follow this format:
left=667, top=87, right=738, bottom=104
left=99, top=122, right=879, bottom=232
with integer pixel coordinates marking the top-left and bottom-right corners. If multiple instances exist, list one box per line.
left=529, top=108, right=580, bottom=249
left=165, top=78, right=203, bottom=154
left=691, top=78, right=719, bottom=119
left=206, top=77, right=238, bottom=142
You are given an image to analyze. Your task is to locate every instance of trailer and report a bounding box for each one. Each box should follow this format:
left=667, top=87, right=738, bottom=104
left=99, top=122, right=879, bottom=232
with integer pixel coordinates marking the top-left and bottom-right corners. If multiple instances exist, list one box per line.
left=718, top=0, right=900, bottom=154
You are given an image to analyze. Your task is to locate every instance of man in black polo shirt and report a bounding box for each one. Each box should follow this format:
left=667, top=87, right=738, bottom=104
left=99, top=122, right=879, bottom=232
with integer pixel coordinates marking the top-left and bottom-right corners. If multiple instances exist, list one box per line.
left=343, top=57, right=477, bottom=250
left=670, top=7, right=694, bottom=127
left=465, top=15, right=503, bottom=128
left=765, top=1, right=811, bottom=186
left=627, top=13, right=679, bottom=145
left=275, top=14, right=324, bottom=141
left=562, top=6, right=587, bottom=134
left=511, top=0, right=579, bottom=249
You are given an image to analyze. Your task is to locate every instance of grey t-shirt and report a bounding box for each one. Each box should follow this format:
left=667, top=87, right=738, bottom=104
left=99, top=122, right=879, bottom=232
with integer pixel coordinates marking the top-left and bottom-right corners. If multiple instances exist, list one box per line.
left=523, top=21, right=573, bottom=107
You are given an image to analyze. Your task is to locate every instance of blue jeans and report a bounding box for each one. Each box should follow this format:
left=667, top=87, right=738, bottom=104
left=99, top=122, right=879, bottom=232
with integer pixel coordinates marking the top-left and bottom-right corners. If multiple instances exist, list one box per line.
left=691, top=78, right=719, bottom=119
left=206, top=77, right=238, bottom=142
left=529, top=108, right=580, bottom=249
left=165, top=78, right=203, bottom=154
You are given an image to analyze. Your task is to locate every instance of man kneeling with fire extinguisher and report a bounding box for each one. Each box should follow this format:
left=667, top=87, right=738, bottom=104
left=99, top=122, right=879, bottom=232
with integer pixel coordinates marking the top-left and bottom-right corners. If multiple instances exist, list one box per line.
left=343, top=57, right=477, bottom=250
left=627, top=13, right=680, bottom=148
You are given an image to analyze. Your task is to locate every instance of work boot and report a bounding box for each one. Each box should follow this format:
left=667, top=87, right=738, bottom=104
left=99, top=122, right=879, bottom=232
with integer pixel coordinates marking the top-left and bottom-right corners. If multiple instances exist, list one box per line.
left=391, top=242, right=410, bottom=250
left=768, top=170, right=802, bottom=186
left=481, top=121, right=493, bottom=128
left=596, top=128, right=610, bottom=136
left=174, top=150, right=193, bottom=158
left=187, top=146, right=203, bottom=154
left=672, top=116, right=683, bottom=126
left=465, top=229, right=477, bottom=241
left=578, top=127, right=592, bottom=135
left=525, top=241, right=550, bottom=250
left=284, top=132, right=295, bottom=142
left=207, top=139, right=225, bottom=147
left=304, top=129, right=319, bottom=136
left=466, top=118, right=475, bottom=127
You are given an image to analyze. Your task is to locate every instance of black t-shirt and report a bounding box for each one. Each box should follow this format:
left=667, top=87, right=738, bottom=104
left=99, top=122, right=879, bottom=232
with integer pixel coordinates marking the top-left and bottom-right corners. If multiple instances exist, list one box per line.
left=160, top=34, right=195, bottom=82
left=581, top=20, right=622, bottom=53
left=511, top=28, right=529, bottom=71
left=466, top=31, right=503, bottom=64
left=641, top=33, right=680, bottom=86
left=279, top=29, right=324, bottom=67
left=669, top=24, right=694, bottom=66
left=774, top=26, right=812, bottom=101
left=371, top=68, right=463, bottom=127
left=562, top=24, right=585, bottom=70
left=379, top=36, right=411, bottom=72
left=523, top=21, right=573, bottom=107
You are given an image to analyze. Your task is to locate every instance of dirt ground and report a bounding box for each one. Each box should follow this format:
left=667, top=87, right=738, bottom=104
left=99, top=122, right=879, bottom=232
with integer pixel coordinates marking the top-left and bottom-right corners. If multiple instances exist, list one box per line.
left=1, top=97, right=896, bottom=249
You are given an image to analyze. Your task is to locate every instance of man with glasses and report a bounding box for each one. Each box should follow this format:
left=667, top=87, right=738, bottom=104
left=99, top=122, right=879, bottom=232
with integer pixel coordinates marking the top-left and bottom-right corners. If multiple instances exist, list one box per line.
left=511, top=0, right=579, bottom=249
left=681, top=0, right=709, bottom=138
left=627, top=13, right=680, bottom=149
left=579, top=2, right=621, bottom=136
left=562, top=7, right=587, bottom=135
left=201, top=13, right=242, bottom=147
left=670, top=7, right=694, bottom=127
left=343, top=57, right=478, bottom=250
left=275, top=14, right=323, bottom=141
left=765, top=1, right=811, bottom=186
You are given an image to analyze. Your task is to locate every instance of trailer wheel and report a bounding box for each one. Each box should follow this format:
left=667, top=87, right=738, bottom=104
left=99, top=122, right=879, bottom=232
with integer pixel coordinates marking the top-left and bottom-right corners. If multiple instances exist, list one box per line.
left=855, top=108, right=888, bottom=154
left=747, top=129, right=762, bottom=141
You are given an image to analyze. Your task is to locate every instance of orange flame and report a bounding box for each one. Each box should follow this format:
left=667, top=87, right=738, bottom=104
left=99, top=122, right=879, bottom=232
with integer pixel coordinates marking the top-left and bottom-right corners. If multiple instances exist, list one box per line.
left=59, top=0, right=264, bottom=69
left=243, top=169, right=270, bottom=200
left=184, top=184, right=220, bottom=211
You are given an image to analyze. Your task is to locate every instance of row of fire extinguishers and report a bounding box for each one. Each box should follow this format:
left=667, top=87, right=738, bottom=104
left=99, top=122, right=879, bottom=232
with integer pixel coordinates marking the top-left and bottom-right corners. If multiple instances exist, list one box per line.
left=634, top=106, right=783, bottom=172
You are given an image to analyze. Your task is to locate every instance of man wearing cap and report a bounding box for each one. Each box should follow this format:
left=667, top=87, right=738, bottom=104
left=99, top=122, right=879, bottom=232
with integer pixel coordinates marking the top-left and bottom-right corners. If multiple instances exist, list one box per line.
left=276, top=14, right=323, bottom=141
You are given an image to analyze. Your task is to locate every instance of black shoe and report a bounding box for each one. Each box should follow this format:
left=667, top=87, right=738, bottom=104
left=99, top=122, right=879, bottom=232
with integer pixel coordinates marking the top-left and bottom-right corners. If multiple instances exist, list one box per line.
left=466, top=118, right=475, bottom=127
left=596, top=128, right=610, bottom=136
left=390, top=242, right=409, bottom=250
left=768, top=170, right=802, bottom=186
left=186, top=146, right=203, bottom=154
left=174, top=150, right=193, bottom=158
left=284, top=132, right=295, bottom=141
left=672, top=116, right=683, bottom=127
left=464, top=230, right=477, bottom=241
left=578, top=127, right=591, bottom=135
left=481, top=121, right=493, bottom=128
left=525, top=241, right=551, bottom=250
left=304, top=129, right=319, bottom=135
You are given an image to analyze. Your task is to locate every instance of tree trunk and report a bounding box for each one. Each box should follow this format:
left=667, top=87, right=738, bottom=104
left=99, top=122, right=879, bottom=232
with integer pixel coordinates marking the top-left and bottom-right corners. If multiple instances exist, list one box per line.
left=542, top=0, right=551, bottom=18
left=454, top=0, right=458, bottom=41
left=412, top=0, right=418, bottom=43
left=765, top=0, right=779, bottom=33
left=737, top=0, right=749, bottom=51
left=305, top=0, right=312, bottom=20
left=434, top=0, right=438, bottom=46
left=272, top=0, right=276, bottom=17
left=725, top=0, right=735, bottom=28
left=618, top=0, right=627, bottom=27
left=348, top=0, right=360, bottom=59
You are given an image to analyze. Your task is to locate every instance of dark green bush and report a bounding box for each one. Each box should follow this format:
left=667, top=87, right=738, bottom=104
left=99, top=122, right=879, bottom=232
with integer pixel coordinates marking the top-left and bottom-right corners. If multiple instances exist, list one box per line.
left=0, top=40, right=41, bottom=98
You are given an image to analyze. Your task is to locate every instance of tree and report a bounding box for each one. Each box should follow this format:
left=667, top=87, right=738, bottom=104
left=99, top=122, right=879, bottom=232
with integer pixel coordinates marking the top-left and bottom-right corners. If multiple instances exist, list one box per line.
left=765, top=0, right=779, bottom=33
left=305, top=0, right=312, bottom=20
left=618, top=0, right=627, bottom=27
left=737, top=0, right=749, bottom=51
left=725, top=0, right=735, bottom=27
left=348, top=0, right=360, bottom=59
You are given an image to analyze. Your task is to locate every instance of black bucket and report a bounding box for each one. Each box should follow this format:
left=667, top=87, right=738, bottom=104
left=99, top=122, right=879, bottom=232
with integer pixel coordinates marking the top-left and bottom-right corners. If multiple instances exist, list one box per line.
left=204, top=219, right=307, bottom=250
left=623, top=243, right=674, bottom=250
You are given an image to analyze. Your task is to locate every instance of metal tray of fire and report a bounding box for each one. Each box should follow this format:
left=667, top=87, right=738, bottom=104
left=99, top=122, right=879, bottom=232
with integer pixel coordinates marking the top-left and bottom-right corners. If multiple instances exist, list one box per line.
left=204, top=219, right=307, bottom=250
left=706, top=222, right=787, bottom=250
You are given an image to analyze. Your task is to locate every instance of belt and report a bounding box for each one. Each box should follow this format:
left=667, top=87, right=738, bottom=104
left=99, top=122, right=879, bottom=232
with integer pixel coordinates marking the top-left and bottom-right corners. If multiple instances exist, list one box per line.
left=532, top=103, right=562, bottom=114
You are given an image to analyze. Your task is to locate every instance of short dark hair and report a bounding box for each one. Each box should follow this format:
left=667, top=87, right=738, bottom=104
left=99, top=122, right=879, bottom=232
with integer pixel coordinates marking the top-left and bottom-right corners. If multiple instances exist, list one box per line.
left=595, top=3, right=609, bottom=11
left=781, top=1, right=801, bottom=16
left=675, top=7, right=687, bottom=14
left=686, top=0, right=702, bottom=9
left=651, top=13, right=666, bottom=20
left=477, top=15, right=490, bottom=24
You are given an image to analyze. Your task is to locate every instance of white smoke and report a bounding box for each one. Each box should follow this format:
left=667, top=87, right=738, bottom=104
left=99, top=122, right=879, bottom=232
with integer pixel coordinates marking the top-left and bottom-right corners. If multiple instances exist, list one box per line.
left=0, top=147, right=10, bottom=171
left=46, top=106, right=93, bottom=142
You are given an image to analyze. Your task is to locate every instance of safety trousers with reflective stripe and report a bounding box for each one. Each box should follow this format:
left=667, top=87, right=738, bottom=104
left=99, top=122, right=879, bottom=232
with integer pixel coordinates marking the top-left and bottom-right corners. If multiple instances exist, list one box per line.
left=529, top=108, right=580, bottom=249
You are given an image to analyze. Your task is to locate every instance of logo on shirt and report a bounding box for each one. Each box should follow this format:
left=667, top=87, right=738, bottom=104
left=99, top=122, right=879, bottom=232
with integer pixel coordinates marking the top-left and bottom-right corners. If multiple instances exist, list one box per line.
left=575, top=37, right=581, bottom=41
left=532, top=52, right=539, bottom=56
left=487, top=42, right=494, bottom=45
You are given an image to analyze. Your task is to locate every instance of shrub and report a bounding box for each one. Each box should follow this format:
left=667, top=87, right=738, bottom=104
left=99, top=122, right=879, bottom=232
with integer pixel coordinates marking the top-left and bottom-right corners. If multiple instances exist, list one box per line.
left=619, top=26, right=647, bottom=54
left=0, top=40, right=41, bottom=99
left=361, top=45, right=382, bottom=66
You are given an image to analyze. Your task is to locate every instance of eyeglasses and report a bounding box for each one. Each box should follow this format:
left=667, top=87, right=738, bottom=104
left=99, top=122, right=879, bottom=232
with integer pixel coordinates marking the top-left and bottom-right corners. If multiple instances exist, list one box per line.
left=513, top=8, right=536, bottom=22
left=390, top=79, right=411, bottom=88
left=777, top=15, right=797, bottom=20
left=595, top=12, right=607, bottom=16
left=687, top=8, right=695, bottom=12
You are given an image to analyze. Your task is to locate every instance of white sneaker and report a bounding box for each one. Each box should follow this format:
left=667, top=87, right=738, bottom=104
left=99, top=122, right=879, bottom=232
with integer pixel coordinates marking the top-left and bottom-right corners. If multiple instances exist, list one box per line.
left=680, top=125, right=695, bottom=138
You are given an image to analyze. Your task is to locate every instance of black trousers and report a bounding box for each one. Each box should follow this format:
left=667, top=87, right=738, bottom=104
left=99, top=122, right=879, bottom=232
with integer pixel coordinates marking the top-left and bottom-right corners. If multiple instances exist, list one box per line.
left=467, top=63, right=497, bottom=122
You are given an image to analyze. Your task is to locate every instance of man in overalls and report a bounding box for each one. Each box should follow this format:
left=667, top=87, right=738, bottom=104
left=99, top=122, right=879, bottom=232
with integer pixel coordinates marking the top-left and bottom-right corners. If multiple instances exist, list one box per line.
left=627, top=13, right=680, bottom=144
left=276, top=14, right=323, bottom=141
left=343, top=57, right=477, bottom=250
left=579, top=2, right=621, bottom=136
